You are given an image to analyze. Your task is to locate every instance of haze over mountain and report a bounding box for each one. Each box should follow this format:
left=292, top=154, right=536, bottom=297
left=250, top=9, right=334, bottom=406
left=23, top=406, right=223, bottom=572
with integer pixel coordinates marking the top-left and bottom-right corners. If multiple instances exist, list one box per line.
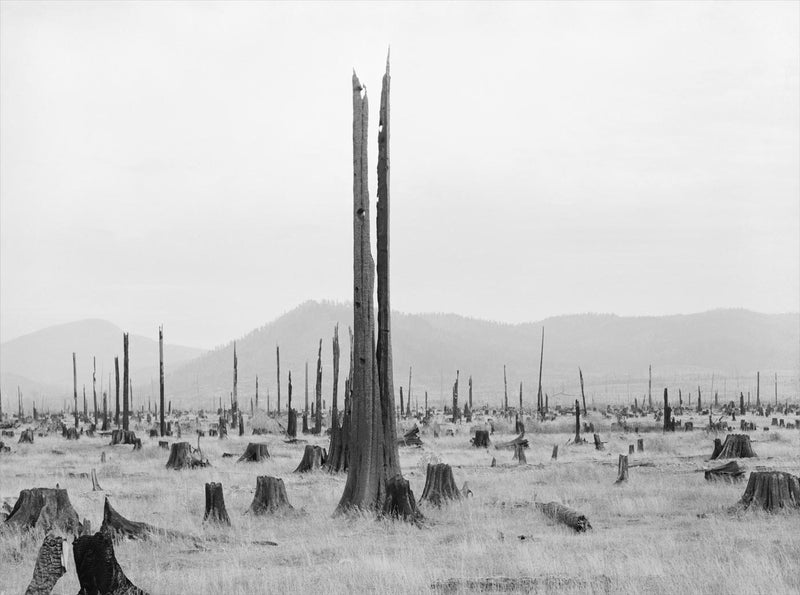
left=2, top=302, right=797, bottom=413
left=0, top=319, right=203, bottom=407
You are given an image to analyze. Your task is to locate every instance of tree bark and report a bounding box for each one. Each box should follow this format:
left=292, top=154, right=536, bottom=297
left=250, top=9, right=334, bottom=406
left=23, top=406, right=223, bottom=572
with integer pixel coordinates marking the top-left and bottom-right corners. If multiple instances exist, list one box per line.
left=737, top=471, right=800, bottom=512
left=25, top=534, right=66, bottom=595
left=615, top=454, right=628, bottom=483
left=5, top=488, right=82, bottom=535
left=294, top=445, right=327, bottom=472
left=381, top=475, right=422, bottom=524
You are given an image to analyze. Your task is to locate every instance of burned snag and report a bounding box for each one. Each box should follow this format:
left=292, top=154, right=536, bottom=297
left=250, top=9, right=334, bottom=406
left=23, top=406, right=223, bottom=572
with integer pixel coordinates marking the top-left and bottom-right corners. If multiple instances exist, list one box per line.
left=73, top=531, right=148, bottom=594
left=472, top=430, right=490, bottom=448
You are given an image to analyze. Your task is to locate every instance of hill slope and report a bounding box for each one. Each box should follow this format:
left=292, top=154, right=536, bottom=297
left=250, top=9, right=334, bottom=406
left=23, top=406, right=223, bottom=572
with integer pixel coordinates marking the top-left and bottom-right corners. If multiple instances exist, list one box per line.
left=162, top=301, right=799, bottom=410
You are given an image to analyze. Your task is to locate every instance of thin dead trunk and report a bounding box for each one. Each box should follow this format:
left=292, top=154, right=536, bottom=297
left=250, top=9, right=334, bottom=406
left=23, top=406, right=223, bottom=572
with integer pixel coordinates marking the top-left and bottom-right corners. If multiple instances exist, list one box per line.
left=159, top=326, right=165, bottom=436
left=122, top=334, right=129, bottom=431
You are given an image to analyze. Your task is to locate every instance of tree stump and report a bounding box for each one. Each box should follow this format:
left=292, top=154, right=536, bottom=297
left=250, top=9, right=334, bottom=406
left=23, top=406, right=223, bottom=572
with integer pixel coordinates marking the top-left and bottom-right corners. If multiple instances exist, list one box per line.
left=397, top=425, right=423, bottom=447
left=382, top=475, right=423, bottom=524
left=419, top=463, right=461, bottom=507
left=490, top=457, right=496, bottom=467
left=73, top=531, right=148, bottom=594
left=165, top=441, right=209, bottom=470
left=99, top=497, right=176, bottom=540
left=535, top=501, right=592, bottom=532
left=736, top=471, right=800, bottom=512
left=287, top=410, right=297, bottom=438
left=91, top=469, right=102, bottom=491
left=158, top=441, right=169, bottom=450
left=593, top=434, right=605, bottom=451
left=615, top=454, right=628, bottom=484
left=25, top=534, right=66, bottom=595
left=203, top=482, right=231, bottom=525
left=294, top=445, right=326, bottom=473
left=551, top=445, right=558, bottom=460
left=248, top=476, right=294, bottom=515
left=472, top=430, right=490, bottom=448
left=513, top=443, right=527, bottom=464
left=704, top=461, right=745, bottom=482
left=19, top=428, right=34, bottom=444
left=628, top=444, right=634, bottom=455
left=712, top=434, right=757, bottom=459
left=711, top=438, right=723, bottom=459
left=4, top=488, right=81, bottom=534
left=132, top=438, right=142, bottom=451
left=110, top=429, right=137, bottom=445
left=636, top=438, right=644, bottom=452
left=237, top=442, right=271, bottom=462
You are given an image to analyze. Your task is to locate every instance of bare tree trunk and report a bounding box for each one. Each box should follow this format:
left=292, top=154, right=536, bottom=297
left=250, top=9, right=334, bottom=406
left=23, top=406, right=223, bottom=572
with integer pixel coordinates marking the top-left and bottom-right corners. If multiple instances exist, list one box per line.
left=648, top=364, right=652, bottom=410
left=503, top=365, right=508, bottom=414
left=579, top=367, right=587, bottom=415
left=92, top=357, right=98, bottom=426
left=122, top=334, right=129, bottom=431
left=536, top=327, right=544, bottom=417
left=574, top=399, right=581, bottom=442
left=159, top=326, right=165, bottom=436
left=232, top=342, right=238, bottom=422
left=304, top=360, right=309, bottom=416
left=102, top=392, right=108, bottom=431
left=518, top=381, right=523, bottom=415
left=73, top=353, right=78, bottom=428
left=452, top=371, right=459, bottom=423
left=114, top=357, right=120, bottom=428
left=468, top=375, right=473, bottom=410
left=276, top=345, right=281, bottom=414
left=255, top=375, right=259, bottom=410
left=315, top=339, right=323, bottom=433
left=287, top=371, right=295, bottom=437
left=756, top=371, right=760, bottom=407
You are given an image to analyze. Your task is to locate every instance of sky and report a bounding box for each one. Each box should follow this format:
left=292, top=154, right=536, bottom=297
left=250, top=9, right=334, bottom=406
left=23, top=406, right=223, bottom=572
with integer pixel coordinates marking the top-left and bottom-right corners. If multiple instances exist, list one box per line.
left=1, top=1, right=798, bottom=349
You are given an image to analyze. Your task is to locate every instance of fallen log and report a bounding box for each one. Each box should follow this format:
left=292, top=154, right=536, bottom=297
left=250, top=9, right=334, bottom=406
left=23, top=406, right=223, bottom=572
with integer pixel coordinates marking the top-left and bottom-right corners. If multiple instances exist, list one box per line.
left=534, top=501, right=592, bottom=532
left=494, top=432, right=528, bottom=450
left=704, top=461, right=745, bottom=482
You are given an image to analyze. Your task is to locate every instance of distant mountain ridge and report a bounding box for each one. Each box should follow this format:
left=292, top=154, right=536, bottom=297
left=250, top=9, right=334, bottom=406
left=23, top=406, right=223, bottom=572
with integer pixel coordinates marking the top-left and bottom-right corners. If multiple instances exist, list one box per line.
left=1, top=303, right=797, bottom=411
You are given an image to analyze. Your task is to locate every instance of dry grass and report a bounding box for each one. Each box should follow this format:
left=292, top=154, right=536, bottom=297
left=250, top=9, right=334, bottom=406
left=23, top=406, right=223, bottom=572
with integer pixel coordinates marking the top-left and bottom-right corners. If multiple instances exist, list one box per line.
left=1, top=412, right=799, bottom=594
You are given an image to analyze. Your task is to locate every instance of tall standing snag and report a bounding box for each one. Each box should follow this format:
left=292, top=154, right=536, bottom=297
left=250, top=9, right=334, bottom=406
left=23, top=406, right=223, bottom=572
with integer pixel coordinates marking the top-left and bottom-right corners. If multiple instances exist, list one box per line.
left=337, top=60, right=417, bottom=520
left=122, top=333, right=130, bottom=431
left=73, top=353, right=78, bottom=428
left=315, top=339, right=323, bottom=433
left=159, top=326, right=165, bottom=436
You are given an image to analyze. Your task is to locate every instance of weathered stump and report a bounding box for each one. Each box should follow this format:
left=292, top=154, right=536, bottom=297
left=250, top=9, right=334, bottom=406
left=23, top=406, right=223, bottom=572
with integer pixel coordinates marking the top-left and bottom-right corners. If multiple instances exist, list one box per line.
left=397, top=425, right=423, bottom=447
left=165, top=441, right=209, bottom=470
left=551, top=445, right=558, bottom=460
left=132, top=438, right=142, bottom=451
left=4, top=488, right=81, bottom=534
left=615, top=454, right=628, bottom=484
left=287, top=410, right=297, bottom=438
left=513, top=443, right=527, bottom=464
left=294, top=445, right=326, bottom=473
left=636, top=438, right=644, bottom=452
left=203, top=482, right=231, bottom=525
left=382, top=475, right=423, bottom=524
left=419, top=463, right=461, bottom=507
left=237, top=442, right=271, bottom=462
left=535, top=501, right=592, bottom=532
left=712, top=434, right=757, bottom=459
left=736, top=471, right=800, bottom=512
left=472, top=430, right=490, bottom=448
left=711, top=438, right=723, bottom=459
left=19, top=428, right=34, bottom=444
left=705, top=461, right=745, bottom=482
left=248, top=476, right=293, bottom=515
left=593, top=433, right=605, bottom=451
left=64, top=427, right=79, bottom=440
left=25, top=534, right=66, bottom=595
left=73, top=531, right=148, bottom=594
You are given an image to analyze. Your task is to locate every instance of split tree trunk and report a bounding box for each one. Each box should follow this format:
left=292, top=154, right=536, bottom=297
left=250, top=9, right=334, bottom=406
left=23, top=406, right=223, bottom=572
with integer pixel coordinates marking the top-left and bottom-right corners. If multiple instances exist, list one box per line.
left=203, top=482, right=231, bottom=526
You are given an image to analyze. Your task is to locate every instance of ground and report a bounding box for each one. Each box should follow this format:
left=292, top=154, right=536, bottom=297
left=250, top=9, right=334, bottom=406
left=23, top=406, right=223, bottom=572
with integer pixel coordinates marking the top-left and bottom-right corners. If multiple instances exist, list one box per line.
left=1, top=412, right=799, bottom=594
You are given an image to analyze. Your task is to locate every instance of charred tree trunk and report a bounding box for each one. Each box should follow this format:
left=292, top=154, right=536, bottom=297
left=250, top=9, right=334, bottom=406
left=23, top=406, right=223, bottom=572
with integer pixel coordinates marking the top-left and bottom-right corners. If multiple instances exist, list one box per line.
left=114, top=356, right=120, bottom=428
left=287, top=371, right=296, bottom=437
left=294, top=445, right=327, bottom=472
left=615, top=454, right=628, bottom=484
left=315, top=339, right=323, bottom=433
left=337, top=63, right=406, bottom=517
left=122, top=333, right=129, bottom=431
left=536, top=327, right=544, bottom=417
left=203, top=482, right=231, bottom=525
left=92, top=357, right=98, bottom=427
left=102, top=391, right=108, bottom=431
left=238, top=442, right=270, bottom=462
left=399, top=386, right=404, bottom=419
left=637, top=438, right=644, bottom=452
left=73, top=531, right=148, bottom=594
left=756, top=371, right=760, bottom=408
left=712, top=434, right=757, bottom=459
left=326, top=325, right=345, bottom=471
left=248, top=476, right=294, bottom=515
left=452, top=371, right=459, bottom=424
left=25, top=534, right=66, bottom=595
left=663, top=388, right=672, bottom=432
left=711, top=438, right=723, bottom=459
left=503, top=365, right=508, bottom=414
left=513, top=442, right=527, bottom=464
left=159, top=326, right=165, bottom=436
left=73, top=353, right=78, bottom=429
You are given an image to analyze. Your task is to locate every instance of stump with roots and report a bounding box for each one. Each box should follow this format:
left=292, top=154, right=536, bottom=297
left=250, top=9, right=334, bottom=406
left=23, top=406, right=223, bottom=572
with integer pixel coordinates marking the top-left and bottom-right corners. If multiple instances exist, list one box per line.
left=294, top=445, right=327, bottom=473
left=705, top=461, right=745, bottom=482
left=535, top=501, right=592, bottom=532
left=74, top=531, right=148, bottom=595
left=248, top=476, right=294, bottom=515
left=382, top=475, right=423, bottom=524
left=203, top=482, right=231, bottom=526
left=419, top=463, right=461, bottom=507
left=614, top=454, right=629, bottom=484
left=165, top=441, right=209, bottom=470
left=513, top=443, right=527, bottom=464
left=110, top=429, right=138, bottom=445
left=237, top=442, right=271, bottom=462
left=712, top=434, right=757, bottom=459
left=19, top=428, right=34, bottom=444
left=4, top=488, right=82, bottom=535
left=736, top=471, right=800, bottom=512
left=25, top=534, right=67, bottom=595
left=472, top=430, right=490, bottom=448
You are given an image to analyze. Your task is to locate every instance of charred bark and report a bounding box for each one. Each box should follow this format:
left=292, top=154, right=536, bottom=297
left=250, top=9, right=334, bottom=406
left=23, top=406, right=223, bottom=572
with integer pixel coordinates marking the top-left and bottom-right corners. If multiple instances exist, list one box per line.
left=25, top=534, right=66, bottom=595
left=73, top=531, right=147, bottom=594
left=736, top=471, right=800, bottom=512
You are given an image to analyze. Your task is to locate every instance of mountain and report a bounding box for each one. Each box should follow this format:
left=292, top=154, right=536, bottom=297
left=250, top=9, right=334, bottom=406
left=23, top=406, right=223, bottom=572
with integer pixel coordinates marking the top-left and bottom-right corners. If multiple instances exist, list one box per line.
left=0, top=319, right=204, bottom=408
left=161, top=301, right=800, bottom=410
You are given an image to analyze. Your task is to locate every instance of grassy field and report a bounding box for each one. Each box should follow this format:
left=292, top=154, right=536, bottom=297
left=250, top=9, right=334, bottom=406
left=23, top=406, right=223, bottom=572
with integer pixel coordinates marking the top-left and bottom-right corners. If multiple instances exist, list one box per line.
left=1, top=412, right=799, bottom=594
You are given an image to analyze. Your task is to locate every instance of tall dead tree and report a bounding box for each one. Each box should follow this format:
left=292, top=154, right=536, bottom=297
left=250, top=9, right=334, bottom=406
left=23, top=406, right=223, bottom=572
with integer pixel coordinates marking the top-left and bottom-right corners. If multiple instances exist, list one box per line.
left=159, top=326, right=165, bottom=436
left=114, top=357, right=120, bottom=427
left=304, top=360, right=309, bottom=416
left=452, top=371, right=459, bottom=423
left=579, top=367, right=587, bottom=415
left=756, top=371, right=760, bottom=408
left=648, top=365, right=652, bottom=410
left=408, top=367, right=413, bottom=415
left=337, top=61, right=414, bottom=518
left=92, top=357, right=98, bottom=426
left=73, top=353, right=78, bottom=428
left=83, top=385, right=87, bottom=419
left=536, top=327, right=544, bottom=417
left=518, top=381, right=523, bottom=415
left=276, top=345, right=281, bottom=414
left=287, top=371, right=296, bottom=437
left=255, top=375, right=259, bottom=410
left=315, top=339, right=323, bottom=433
left=468, top=375, right=473, bottom=410
left=663, top=388, right=672, bottom=432
left=232, top=342, right=238, bottom=422
left=122, top=334, right=130, bottom=431
left=102, top=391, right=108, bottom=431
left=697, top=385, right=702, bottom=413
left=399, top=386, right=404, bottom=419
left=574, top=399, right=581, bottom=443
left=503, top=365, right=508, bottom=414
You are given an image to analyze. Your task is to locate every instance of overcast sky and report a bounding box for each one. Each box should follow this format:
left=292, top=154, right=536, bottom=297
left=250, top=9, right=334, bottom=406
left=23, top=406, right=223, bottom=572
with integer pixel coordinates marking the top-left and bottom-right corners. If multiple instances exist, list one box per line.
left=1, top=1, right=798, bottom=349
